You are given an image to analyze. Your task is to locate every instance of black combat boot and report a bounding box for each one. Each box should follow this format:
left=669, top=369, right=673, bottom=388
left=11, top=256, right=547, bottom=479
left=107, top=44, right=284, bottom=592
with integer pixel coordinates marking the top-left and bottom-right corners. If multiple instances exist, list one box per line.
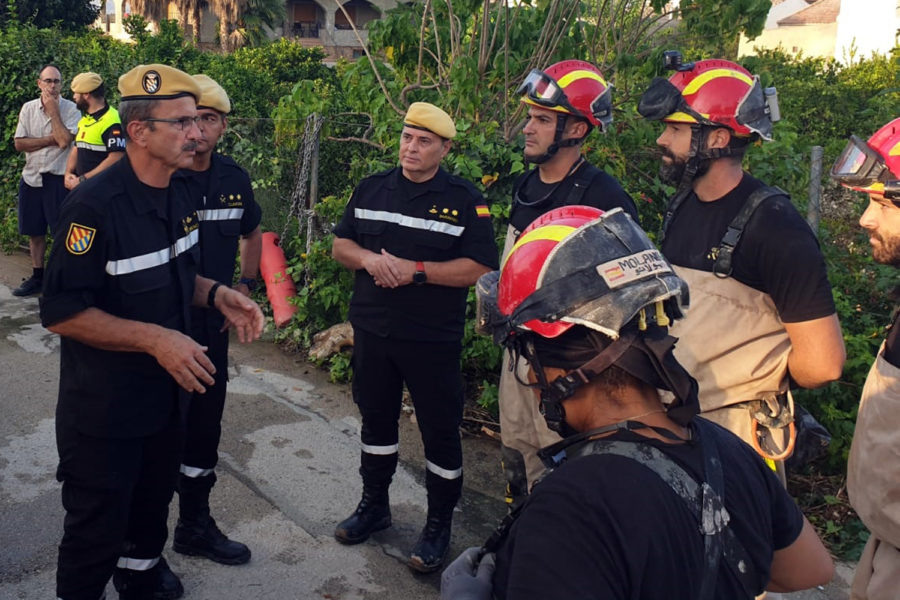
left=409, top=469, right=461, bottom=572
left=173, top=472, right=251, bottom=565
left=334, top=485, right=392, bottom=544
left=408, top=511, right=453, bottom=573
left=112, top=556, right=184, bottom=600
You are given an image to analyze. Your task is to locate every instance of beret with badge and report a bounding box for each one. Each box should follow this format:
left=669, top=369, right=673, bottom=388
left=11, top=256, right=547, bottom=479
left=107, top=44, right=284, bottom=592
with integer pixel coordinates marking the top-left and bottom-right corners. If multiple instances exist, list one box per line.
left=404, top=102, right=456, bottom=140
left=118, top=64, right=201, bottom=102
left=71, top=72, right=102, bottom=94
left=192, top=74, right=231, bottom=114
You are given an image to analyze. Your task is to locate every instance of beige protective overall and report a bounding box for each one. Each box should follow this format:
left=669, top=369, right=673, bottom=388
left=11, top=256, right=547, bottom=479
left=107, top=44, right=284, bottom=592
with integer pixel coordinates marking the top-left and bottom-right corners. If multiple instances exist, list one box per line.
left=497, top=225, right=565, bottom=502
left=669, top=265, right=794, bottom=475
left=848, top=346, right=900, bottom=600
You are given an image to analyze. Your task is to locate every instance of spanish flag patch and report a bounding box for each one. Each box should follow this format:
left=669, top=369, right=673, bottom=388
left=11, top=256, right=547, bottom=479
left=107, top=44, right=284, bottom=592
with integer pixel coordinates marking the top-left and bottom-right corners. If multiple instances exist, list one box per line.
left=475, top=205, right=490, bottom=218
left=66, top=222, right=97, bottom=255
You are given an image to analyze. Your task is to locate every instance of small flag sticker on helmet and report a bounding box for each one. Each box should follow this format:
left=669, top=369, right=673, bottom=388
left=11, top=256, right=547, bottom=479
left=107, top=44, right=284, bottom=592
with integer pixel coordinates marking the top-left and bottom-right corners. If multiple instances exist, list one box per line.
left=596, top=249, right=671, bottom=288
left=476, top=205, right=490, bottom=218
left=66, top=222, right=97, bottom=255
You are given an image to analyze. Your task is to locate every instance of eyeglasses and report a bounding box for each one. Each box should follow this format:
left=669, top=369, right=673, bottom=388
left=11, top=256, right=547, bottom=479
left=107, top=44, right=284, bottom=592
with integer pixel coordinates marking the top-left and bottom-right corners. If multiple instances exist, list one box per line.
left=41, top=78, right=61, bottom=84
left=142, top=116, right=200, bottom=131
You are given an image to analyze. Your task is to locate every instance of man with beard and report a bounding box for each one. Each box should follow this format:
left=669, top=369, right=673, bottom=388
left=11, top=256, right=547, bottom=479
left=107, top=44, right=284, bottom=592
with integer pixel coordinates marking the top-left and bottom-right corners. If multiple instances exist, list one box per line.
left=64, top=72, right=126, bottom=191
left=498, top=60, right=638, bottom=508
left=637, top=55, right=844, bottom=478
left=12, top=64, right=80, bottom=296
left=40, top=64, right=264, bottom=600
left=831, top=117, right=900, bottom=600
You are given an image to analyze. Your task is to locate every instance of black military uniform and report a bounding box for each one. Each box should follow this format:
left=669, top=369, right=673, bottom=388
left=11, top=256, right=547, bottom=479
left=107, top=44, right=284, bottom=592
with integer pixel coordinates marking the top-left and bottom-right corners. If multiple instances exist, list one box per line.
left=333, top=165, right=498, bottom=557
left=175, top=153, right=260, bottom=561
left=40, top=156, right=199, bottom=600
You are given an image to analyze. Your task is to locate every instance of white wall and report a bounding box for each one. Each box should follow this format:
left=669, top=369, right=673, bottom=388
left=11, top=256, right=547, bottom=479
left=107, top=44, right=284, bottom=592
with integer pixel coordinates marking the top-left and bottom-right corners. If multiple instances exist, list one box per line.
left=834, top=0, right=898, bottom=63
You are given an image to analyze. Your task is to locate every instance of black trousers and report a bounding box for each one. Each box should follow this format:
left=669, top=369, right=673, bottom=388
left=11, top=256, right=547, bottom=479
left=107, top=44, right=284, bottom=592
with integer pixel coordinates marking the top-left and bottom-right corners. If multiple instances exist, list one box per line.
left=351, top=326, right=464, bottom=508
left=183, top=317, right=229, bottom=473
left=55, top=408, right=183, bottom=600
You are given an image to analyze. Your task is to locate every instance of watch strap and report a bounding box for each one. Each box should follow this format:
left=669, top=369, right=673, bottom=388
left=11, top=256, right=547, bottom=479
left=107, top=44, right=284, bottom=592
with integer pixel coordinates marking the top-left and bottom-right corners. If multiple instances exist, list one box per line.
left=238, top=276, right=258, bottom=291
left=207, top=281, right=223, bottom=308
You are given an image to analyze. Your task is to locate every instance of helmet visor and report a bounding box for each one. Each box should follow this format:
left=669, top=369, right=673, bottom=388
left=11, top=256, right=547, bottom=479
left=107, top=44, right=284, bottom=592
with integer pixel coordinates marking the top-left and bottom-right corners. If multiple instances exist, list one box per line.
left=735, top=76, right=773, bottom=140
left=517, top=69, right=565, bottom=106
left=589, top=85, right=613, bottom=129
left=475, top=270, right=507, bottom=342
left=638, top=77, right=687, bottom=122
left=830, top=135, right=888, bottom=189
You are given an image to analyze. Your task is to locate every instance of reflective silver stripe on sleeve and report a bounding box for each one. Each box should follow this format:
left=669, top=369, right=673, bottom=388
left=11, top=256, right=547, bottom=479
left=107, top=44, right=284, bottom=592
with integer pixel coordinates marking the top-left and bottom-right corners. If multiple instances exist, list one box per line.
left=105, top=228, right=199, bottom=276
left=180, top=464, right=215, bottom=478
left=197, top=208, right=245, bottom=222
left=116, top=556, right=160, bottom=571
left=354, top=208, right=465, bottom=237
left=362, top=443, right=399, bottom=456
left=75, top=141, right=107, bottom=152
left=426, top=460, right=462, bottom=480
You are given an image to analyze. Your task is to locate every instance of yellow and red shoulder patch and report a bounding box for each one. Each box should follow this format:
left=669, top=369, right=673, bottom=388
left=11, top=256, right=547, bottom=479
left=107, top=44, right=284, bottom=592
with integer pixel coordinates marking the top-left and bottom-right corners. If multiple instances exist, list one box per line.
left=66, top=222, right=97, bottom=255
left=475, top=205, right=490, bottom=218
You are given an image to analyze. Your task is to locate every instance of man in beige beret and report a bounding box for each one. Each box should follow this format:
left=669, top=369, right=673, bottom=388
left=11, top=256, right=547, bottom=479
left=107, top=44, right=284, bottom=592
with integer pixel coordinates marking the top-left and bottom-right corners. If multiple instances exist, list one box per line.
left=332, top=102, right=499, bottom=573
left=40, top=63, right=264, bottom=600
left=170, top=73, right=262, bottom=567
left=12, top=64, right=80, bottom=296
left=63, top=72, right=126, bottom=191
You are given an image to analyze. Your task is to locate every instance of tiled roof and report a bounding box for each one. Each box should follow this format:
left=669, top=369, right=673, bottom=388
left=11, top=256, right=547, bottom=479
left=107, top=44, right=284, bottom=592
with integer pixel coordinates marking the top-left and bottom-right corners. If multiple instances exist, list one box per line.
left=777, top=0, right=841, bottom=26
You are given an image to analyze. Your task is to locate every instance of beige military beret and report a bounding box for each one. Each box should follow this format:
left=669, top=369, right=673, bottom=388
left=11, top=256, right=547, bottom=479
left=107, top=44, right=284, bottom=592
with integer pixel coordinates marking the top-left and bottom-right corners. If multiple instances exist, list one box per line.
left=192, top=74, right=231, bottom=114
left=71, top=72, right=102, bottom=94
left=118, top=64, right=201, bottom=102
left=404, top=102, right=456, bottom=140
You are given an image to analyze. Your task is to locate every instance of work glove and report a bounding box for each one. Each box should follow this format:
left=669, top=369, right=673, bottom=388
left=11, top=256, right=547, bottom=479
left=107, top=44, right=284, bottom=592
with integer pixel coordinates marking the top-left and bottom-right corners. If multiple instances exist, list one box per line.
left=441, top=546, right=496, bottom=600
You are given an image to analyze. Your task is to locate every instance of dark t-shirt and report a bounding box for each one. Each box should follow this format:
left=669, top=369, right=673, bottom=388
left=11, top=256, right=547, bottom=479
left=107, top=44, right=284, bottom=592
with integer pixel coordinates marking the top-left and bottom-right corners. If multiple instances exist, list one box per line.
left=492, top=420, right=804, bottom=600
left=660, top=173, right=835, bottom=323
left=509, top=160, right=639, bottom=232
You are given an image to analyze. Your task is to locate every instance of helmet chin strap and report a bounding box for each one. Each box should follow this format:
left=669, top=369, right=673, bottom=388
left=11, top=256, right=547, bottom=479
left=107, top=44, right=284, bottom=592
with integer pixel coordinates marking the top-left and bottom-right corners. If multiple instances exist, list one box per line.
left=519, top=333, right=637, bottom=434
left=525, top=113, right=586, bottom=165
left=674, top=125, right=738, bottom=193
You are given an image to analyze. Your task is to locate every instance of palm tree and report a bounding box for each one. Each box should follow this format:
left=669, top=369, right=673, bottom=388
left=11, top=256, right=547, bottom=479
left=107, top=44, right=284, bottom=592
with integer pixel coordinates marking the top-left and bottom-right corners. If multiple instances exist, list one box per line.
left=131, top=0, right=282, bottom=50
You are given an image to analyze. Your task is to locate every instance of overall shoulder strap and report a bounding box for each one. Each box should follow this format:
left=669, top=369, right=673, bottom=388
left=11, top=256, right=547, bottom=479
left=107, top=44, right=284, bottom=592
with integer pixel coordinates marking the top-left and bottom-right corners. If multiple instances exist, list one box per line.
left=712, top=185, right=788, bottom=278
left=565, top=162, right=602, bottom=206
left=658, top=187, right=692, bottom=246
left=579, top=427, right=759, bottom=599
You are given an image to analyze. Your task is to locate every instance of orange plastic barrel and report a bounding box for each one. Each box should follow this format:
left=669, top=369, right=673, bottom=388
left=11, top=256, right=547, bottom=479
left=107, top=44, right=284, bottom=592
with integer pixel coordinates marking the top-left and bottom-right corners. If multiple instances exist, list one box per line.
left=260, top=232, right=298, bottom=327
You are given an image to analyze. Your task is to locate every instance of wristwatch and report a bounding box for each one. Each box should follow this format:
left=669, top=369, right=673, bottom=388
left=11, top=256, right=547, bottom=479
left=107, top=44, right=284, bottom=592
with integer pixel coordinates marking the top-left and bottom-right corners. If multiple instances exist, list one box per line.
left=238, top=277, right=258, bottom=292
left=413, top=261, right=427, bottom=285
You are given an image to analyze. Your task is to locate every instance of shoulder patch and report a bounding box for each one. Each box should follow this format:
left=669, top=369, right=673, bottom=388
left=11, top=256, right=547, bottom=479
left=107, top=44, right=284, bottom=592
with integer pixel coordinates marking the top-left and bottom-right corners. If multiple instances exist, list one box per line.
left=66, top=222, right=97, bottom=255
left=475, top=205, right=490, bottom=218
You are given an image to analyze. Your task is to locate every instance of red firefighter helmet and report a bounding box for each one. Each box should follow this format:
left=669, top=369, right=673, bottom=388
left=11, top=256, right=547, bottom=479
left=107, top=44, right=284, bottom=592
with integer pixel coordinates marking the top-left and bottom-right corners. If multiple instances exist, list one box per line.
left=517, top=60, right=612, bottom=131
left=831, top=117, right=900, bottom=195
left=639, top=58, right=777, bottom=141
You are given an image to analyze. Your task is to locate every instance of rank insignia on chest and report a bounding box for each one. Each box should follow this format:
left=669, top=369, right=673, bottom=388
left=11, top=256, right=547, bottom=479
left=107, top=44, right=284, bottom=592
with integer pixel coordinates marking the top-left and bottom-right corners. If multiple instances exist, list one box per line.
left=182, top=213, right=199, bottom=234
left=66, top=223, right=97, bottom=255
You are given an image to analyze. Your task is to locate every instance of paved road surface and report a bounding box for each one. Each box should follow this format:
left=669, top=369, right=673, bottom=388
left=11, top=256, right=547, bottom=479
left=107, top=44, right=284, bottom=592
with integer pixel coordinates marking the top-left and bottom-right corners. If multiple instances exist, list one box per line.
left=0, top=250, right=852, bottom=599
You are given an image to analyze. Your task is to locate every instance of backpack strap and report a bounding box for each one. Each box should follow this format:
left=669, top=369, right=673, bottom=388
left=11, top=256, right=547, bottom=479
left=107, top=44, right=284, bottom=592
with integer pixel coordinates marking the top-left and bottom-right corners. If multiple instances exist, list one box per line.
left=712, top=185, right=788, bottom=278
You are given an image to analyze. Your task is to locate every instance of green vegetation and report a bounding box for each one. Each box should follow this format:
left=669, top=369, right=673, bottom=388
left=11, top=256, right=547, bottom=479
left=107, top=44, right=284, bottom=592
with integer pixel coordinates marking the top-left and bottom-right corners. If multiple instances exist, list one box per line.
left=2, top=1, right=897, bottom=559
